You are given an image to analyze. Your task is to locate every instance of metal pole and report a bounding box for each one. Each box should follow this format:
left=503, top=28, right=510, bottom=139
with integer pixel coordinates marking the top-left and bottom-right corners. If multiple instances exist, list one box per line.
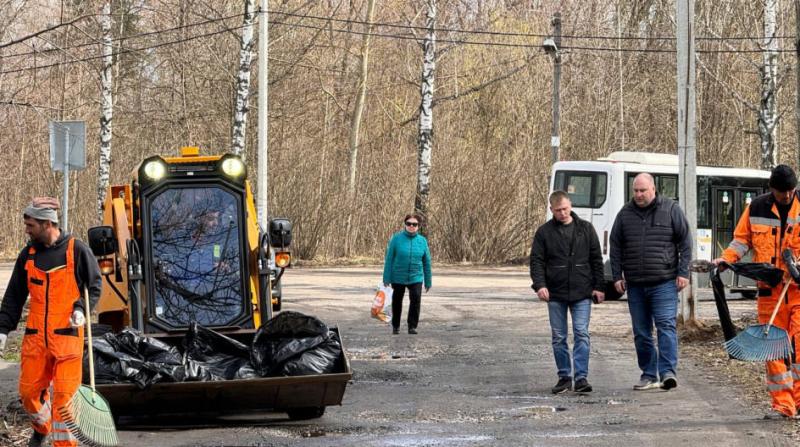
left=677, top=0, right=697, bottom=323
left=257, top=0, right=269, bottom=230
left=551, top=12, right=562, bottom=164
left=62, top=128, right=70, bottom=233
left=795, top=0, right=800, bottom=167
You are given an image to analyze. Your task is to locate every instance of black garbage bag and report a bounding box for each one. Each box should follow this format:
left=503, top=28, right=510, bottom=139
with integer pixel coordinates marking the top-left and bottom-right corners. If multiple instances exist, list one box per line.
left=258, top=311, right=329, bottom=338
left=104, top=328, right=186, bottom=383
left=251, top=312, right=341, bottom=377
left=720, top=261, right=783, bottom=287
left=84, top=336, right=160, bottom=389
left=279, top=331, right=343, bottom=376
left=182, top=322, right=256, bottom=381
left=709, top=267, right=739, bottom=343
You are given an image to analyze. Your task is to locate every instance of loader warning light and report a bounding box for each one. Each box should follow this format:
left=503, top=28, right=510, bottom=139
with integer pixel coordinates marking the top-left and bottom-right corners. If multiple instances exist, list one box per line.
left=98, top=258, right=114, bottom=275
left=275, top=252, right=291, bottom=268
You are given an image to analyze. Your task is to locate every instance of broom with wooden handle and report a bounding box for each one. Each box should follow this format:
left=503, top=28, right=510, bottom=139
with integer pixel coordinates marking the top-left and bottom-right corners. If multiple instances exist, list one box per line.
left=58, top=288, right=118, bottom=447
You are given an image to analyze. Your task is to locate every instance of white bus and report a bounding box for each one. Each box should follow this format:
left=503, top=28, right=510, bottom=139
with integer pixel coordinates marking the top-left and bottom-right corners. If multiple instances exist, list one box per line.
left=549, top=151, right=771, bottom=298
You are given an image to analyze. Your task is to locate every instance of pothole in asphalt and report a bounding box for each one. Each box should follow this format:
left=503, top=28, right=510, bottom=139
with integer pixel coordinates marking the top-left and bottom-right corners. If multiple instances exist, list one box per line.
left=353, top=368, right=420, bottom=382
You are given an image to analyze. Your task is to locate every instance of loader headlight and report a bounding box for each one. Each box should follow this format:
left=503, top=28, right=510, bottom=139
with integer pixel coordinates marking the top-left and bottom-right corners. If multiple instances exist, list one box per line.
left=221, top=157, right=244, bottom=178
left=143, top=160, right=167, bottom=181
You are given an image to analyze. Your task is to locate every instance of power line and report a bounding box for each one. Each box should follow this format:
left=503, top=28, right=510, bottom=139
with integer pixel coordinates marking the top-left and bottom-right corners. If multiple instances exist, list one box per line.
left=0, top=24, right=244, bottom=75
left=1, top=15, right=795, bottom=75
left=0, top=13, right=245, bottom=60
left=268, top=9, right=797, bottom=42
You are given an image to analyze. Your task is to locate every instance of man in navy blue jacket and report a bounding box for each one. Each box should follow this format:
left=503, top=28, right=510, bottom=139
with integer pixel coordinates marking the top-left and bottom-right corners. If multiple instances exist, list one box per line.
left=610, top=173, right=692, bottom=392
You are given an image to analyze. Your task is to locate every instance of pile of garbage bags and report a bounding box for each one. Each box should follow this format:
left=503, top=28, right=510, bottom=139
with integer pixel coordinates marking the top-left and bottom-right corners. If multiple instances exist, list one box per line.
left=84, top=311, right=343, bottom=389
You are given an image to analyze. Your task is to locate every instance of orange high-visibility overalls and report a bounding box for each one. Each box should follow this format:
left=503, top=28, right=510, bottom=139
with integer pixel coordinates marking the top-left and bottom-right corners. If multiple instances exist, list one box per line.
left=19, top=238, right=83, bottom=447
left=723, top=193, right=800, bottom=417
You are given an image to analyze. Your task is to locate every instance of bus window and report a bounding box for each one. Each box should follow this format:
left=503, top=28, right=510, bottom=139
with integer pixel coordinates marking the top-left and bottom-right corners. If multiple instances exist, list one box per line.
left=626, top=173, right=678, bottom=201
left=658, top=175, right=678, bottom=200
left=553, top=171, right=607, bottom=208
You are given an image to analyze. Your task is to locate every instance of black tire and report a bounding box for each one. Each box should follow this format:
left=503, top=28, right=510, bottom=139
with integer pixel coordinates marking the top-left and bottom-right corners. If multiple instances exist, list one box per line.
left=286, top=406, right=325, bottom=420
left=604, top=281, right=624, bottom=301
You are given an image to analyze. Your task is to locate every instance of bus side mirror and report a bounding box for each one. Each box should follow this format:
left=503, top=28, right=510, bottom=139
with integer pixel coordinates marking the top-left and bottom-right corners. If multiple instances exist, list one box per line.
left=269, top=218, right=292, bottom=249
left=88, top=226, right=117, bottom=257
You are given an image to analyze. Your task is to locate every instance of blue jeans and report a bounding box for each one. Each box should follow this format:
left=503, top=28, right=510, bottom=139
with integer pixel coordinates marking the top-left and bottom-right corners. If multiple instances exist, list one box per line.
left=547, top=298, right=592, bottom=380
left=627, top=280, right=679, bottom=380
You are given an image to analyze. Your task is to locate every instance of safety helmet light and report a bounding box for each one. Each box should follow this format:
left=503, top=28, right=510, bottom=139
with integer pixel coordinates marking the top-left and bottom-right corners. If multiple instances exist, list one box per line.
left=221, top=157, right=245, bottom=177
left=143, top=160, right=167, bottom=181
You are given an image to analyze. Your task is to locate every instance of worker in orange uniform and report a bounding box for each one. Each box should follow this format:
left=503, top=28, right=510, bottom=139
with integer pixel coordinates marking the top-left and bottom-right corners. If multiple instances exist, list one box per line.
left=0, top=198, right=101, bottom=447
left=713, top=165, right=800, bottom=419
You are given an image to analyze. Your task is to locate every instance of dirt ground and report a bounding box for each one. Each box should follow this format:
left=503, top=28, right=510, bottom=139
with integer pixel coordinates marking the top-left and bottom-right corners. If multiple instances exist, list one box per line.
left=1, top=264, right=799, bottom=446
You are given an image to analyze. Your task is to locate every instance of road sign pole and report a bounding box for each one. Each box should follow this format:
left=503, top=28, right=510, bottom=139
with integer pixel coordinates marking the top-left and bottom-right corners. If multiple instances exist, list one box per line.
left=63, top=129, right=70, bottom=233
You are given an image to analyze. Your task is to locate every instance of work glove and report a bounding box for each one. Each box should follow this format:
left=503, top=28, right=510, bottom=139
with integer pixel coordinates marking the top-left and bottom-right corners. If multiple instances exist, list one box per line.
left=0, top=333, right=6, bottom=352
left=69, top=310, right=86, bottom=328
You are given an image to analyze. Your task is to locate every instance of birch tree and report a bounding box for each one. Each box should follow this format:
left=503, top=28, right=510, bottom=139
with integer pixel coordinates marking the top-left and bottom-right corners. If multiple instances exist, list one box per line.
left=231, top=0, right=256, bottom=158
left=97, top=0, right=113, bottom=217
left=344, top=0, right=376, bottom=254
left=414, top=0, right=435, bottom=229
left=759, top=0, right=779, bottom=169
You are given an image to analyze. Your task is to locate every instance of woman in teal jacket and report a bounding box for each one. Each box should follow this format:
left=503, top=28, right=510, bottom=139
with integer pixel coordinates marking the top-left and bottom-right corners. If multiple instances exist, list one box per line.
left=383, top=214, right=432, bottom=335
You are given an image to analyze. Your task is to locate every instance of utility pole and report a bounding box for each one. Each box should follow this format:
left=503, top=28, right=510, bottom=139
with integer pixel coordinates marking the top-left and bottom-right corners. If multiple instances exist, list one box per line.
left=795, top=0, right=800, bottom=167
left=550, top=12, right=561, bottom=164
left=257, top=0, right=268, bottom=230
left=677, top=0, right=698, bottom=325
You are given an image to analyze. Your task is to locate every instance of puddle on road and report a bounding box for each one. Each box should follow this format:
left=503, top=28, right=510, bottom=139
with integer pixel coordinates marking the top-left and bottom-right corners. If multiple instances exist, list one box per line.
left=377, top=434, right=494, bottom=446
left=532, top=431, right=606, bottom=439
left=512, top=405, right=567, bottom=415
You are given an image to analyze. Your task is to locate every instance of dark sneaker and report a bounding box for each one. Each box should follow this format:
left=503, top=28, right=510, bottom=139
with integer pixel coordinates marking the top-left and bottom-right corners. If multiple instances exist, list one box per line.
left=28, top=431, right=45, bottom=447
left=551, top=377, right=572, bottom=394
left=661, top=374, right=677, bottom=390
left=633, top=377, right=660, bottom=391
left=574, top=378, right=593, bottom=393
left=408, top=328, right=418, bottom=335
left=392, top=327, right=399, bottom=335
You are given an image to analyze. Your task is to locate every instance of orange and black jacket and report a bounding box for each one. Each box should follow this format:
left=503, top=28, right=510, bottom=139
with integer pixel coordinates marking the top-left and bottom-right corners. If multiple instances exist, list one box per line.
left=0, top=233, right=101, bottom=335
left=722, top=191, right=800, bottom=284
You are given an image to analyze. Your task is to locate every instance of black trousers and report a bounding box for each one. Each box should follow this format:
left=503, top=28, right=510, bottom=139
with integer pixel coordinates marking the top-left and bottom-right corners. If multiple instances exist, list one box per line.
left=391, top=282, right=422, bottom=330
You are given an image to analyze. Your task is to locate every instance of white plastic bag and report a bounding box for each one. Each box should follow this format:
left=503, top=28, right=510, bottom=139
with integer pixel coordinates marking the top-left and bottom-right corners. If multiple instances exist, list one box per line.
left=370, top=284, right=393, bottom=323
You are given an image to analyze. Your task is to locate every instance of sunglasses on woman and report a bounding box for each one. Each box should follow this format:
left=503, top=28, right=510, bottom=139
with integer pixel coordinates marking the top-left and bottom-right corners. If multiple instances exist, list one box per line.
left=405, top=221, right=419, bottom=227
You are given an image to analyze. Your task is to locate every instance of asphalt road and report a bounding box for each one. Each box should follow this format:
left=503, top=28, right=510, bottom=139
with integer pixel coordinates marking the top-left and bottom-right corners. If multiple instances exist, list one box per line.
left=0, top=265, right=792, bottom=446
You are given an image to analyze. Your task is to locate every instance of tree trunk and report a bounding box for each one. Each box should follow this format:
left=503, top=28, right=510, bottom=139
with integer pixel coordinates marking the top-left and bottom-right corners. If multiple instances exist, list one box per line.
left=97, top=0, right=113, bottom=218
left=760, top=0, right=779, bottom=169
left=231, top=0, right=256, bottom=159
left=415, top=0, right=436, bottom=231
left=344, top=0, right=376, bottom=255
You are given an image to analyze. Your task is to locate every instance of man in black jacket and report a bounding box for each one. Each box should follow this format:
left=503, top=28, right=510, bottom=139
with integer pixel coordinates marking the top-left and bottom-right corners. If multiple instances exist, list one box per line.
left=610, top=173, right=692, bottom=392
left=531, top=190, right=605, bottom=394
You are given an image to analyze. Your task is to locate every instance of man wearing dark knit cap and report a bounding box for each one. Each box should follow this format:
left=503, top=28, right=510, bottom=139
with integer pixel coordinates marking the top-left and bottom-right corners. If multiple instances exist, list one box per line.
left=0, top=197, right=101, bottom=447
left=713, top=165, right=800, bottom=419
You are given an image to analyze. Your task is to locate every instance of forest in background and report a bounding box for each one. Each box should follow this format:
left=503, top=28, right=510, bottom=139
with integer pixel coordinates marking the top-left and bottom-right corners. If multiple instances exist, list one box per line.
left=0, top=0, right=795, bottom=262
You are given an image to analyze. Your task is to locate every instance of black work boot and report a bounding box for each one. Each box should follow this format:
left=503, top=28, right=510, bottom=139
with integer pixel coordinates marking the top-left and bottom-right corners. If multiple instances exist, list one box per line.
left=28, top=431, right=45, bottom=447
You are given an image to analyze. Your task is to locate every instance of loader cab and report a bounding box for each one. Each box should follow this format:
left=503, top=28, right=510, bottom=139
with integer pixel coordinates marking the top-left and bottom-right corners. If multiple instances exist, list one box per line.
left=89, top=147, right=291, bottom=336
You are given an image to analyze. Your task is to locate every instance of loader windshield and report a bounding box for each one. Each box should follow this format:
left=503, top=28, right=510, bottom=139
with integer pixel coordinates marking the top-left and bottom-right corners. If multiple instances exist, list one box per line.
left=149, top=187, right=244, bottom=328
